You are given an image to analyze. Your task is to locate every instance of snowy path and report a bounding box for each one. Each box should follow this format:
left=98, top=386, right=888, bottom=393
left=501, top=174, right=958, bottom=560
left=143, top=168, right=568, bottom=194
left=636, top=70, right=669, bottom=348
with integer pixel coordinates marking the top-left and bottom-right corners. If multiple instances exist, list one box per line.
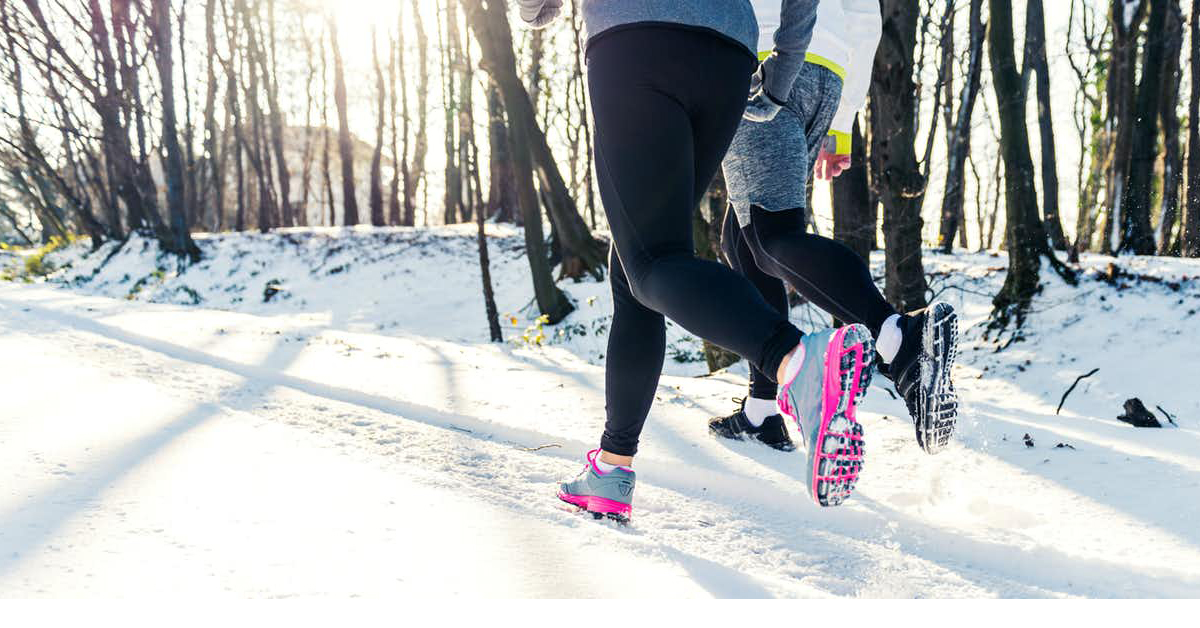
left=2, top=281, right=1199, bottom=598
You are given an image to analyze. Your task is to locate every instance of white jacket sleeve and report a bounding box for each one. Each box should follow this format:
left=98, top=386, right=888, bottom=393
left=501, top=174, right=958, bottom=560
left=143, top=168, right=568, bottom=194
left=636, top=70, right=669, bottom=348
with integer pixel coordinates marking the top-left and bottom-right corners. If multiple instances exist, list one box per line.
left=827, top=0, right=882, bottom=152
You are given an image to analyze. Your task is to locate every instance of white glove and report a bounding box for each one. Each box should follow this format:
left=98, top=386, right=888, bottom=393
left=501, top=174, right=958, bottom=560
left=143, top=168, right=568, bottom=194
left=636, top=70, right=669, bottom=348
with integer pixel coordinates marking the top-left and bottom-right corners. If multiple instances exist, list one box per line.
left=518, top=0, right=563, bottom=28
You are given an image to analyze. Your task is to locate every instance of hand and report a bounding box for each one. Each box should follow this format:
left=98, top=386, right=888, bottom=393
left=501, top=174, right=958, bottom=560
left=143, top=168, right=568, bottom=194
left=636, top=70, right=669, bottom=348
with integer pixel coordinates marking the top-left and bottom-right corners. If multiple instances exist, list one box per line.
left=813, top=135, right=852, bottom=180
left=744, top=91, right=784, bottom=122
left=744, top=64, right=785, bottom=122
left=519, top=0, right=562, bottom=28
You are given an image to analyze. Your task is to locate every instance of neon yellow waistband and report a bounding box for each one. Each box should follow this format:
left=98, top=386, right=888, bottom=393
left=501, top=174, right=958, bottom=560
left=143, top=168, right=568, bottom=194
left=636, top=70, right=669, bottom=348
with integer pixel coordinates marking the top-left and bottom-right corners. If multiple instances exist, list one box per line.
left=756, top=51, right=847, bottom=80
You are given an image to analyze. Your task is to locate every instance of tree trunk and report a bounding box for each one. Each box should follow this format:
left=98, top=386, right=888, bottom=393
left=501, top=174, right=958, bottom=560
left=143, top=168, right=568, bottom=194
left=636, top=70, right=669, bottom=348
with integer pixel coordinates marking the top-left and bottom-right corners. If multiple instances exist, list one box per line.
left=1157, top=1, right=1184, bottom=255
left=1185, top=1, right=1200, bottom=257
left=148, top=0, right=199, bottom=260
left=487, top=84, right=519, bottom=223
left=938, top=0, right=984, bottom=253
left=319, top=24, right=334, bottom=226
left=869, top=0, right=928, bottom=312
left=405, top=0, right=430, bottom=227
left=369, top=28, right=386, bottom=227
left=1101, top=0, right=1148, bottom=254
left=1119, top=0, right=1166, bottom=255
left=389, top=24, right=404, bottom=226
left=201, top=0, right=223, bottom=233
left=329, top=15, right=358, bottom=226
left=477, top=178, right=503, bottom=343
left=1024, top=0, right=1068, bottom=251
left=832, top=116, right=874, bottom=263
left=442, top=0, right=463, bottom=224
left=989, top=0, right=1075, bottom=327
left=462, top=0, right=573, bottom=323
left=695, top=171, right=741, bottom=372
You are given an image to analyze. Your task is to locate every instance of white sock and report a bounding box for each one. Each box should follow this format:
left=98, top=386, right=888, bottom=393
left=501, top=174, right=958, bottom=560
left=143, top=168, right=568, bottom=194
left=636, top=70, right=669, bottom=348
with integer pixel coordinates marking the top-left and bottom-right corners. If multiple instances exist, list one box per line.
left=594, top=457, right=620, bottom=474
left=782, top=343, right=805, bottom=385
left=877, top=314, right=903, bottom=364
left=743, top=397, right=777, bottom=427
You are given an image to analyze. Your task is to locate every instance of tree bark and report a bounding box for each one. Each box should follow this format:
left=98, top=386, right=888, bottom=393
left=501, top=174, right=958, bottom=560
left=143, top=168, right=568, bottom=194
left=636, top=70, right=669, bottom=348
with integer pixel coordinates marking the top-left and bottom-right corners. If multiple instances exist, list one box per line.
left=486, top=84, right=519, bottom=223
left=477, top=176, right=503, bottom=342
left=329, top=15, right=358, bottom=226
left=1119, top=0, right=1167, bottom=255
left=832, top=116, right=874, bottom=263
left=1185, top=1, right=1200, bottom=257
left=1101, top=0, right=1148, bottom=254
left=1158, top=0, right=1184, bottom=255
left=696, top=170, right=741, bottom=372
left=869, top=0, right=928, bottom=312
left=988, top=0, right=1075, bottom=327
left=1024, top=0, right=1069, bottom=251
left=405, top=0, right=430, bottom=227
left=148, top=0, right=199, bottom=260
left=442, top=0, right=463, bottom=224
left=938, top=0, right=984, bottom=253
left=388, top=24, right=404, bottom=226
left=462, top=0, right=573, bottom=323
left=369, top=28, right=386, bottom=227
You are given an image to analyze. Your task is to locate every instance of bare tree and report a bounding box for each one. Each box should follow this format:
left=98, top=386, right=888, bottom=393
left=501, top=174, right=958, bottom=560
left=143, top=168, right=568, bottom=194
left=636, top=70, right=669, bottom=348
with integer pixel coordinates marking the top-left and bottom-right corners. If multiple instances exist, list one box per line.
left=1023, top=0, right=1068, bottom=251
left=938, top=0, right=984, bottom=253
left=1119, top=0, right=1169, bottom=255
left=869, top=0, right=928, bottom=312
left=989, top=0, right=1076, bottom=327
left=406, top=0, right=430, bottom=226
left=369, top=27, right=386, bottom=227
left=329, top=13, right=358, bottom=225
left=1101, top=0, right=1148, bottom=253
left=462, top=0, right=573, bottom=322
left=832, top=117, right=875, bottom=262
left=1185, top=1, right=1200, bottom=257
left=1066, top=0, right=1109, bottom=253
left=388, top=18, right=404, bottom=226
left=147, top=0, right=200, bottom=259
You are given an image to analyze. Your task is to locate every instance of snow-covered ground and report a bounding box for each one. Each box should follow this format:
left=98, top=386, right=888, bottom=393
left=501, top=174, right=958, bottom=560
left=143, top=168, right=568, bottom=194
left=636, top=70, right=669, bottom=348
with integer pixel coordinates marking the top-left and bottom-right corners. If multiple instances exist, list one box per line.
left=1, top=226, right=1199, bottom=598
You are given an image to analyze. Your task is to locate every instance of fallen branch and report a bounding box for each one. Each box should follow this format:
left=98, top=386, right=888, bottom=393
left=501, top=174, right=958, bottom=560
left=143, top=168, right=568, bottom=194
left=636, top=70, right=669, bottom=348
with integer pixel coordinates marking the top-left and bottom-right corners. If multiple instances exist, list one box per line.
left=1056, top=368, right=1100, bottom=415
left=517, top=443, right=562, bottom=452
left=1155, top=405, right=1179, bottom=427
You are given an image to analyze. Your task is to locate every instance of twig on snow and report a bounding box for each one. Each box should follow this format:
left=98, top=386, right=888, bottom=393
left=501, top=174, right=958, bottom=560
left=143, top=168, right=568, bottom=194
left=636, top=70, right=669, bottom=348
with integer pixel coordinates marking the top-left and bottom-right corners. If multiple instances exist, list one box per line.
left=517, top=443, right=562, bottom=452
left=1155, top=405, right=1179, bottom=427
left=1056, top=368, right=1100, bottom=415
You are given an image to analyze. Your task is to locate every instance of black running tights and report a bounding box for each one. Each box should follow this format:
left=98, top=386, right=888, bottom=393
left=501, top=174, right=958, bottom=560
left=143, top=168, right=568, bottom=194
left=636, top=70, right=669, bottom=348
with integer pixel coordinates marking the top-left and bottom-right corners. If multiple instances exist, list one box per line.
left=719, top=203, right=898, bottom=399
left=588, top=26, right=804, bottom=457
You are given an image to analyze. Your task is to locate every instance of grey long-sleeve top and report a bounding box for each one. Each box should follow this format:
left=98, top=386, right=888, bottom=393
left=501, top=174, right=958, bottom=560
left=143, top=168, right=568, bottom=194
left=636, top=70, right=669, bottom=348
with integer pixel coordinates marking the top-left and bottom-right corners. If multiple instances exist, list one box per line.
left=517, top=0, right=818, bottom=101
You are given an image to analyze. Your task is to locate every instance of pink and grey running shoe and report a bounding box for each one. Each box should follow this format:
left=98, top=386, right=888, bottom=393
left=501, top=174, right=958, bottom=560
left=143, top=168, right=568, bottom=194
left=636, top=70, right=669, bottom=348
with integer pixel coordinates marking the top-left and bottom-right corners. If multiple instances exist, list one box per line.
left=557, top=449, right=635, bottom=525
left=776, top=324, right=874, bottom=507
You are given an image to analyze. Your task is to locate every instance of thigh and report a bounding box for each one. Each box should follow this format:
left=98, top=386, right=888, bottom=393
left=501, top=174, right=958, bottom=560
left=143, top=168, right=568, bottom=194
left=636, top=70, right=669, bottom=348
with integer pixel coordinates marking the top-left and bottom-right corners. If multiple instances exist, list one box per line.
left=721, top=111, right=810, bottom=220
left=691, top=72, right=757, bottom=209
left=589, top=54, right=697, bottom=273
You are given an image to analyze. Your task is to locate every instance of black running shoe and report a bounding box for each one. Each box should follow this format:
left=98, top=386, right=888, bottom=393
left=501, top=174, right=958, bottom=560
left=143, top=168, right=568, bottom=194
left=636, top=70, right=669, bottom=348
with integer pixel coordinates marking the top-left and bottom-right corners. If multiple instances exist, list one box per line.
left=879, top=302, right=959, bottom=454
left=708, top=398, right=796, bottom=452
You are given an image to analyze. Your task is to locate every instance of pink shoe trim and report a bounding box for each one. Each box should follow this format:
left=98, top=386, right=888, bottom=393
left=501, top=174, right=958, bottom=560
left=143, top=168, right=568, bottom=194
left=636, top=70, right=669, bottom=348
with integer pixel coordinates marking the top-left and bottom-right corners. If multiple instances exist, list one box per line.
left=811, top=326, right=866, bottom=503
left=557, top=491, right=633, bottom=516
left=587, top=448, right=632, bottom=475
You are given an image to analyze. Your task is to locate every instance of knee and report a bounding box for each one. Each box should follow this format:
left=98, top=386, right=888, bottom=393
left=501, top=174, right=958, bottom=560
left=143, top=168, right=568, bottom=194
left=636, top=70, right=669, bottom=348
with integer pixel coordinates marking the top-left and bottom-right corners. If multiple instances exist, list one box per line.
left=622, top=251, right=690, bottom=307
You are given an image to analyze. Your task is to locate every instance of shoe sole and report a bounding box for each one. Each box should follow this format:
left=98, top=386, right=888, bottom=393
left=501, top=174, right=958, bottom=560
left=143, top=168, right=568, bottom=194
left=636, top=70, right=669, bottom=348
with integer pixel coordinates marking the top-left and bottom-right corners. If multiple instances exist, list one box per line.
left=556, top=491, right=631, bottom=525
left=916, top=302, right=959, bottom=454
left=780, top=325, right=873, bottom=507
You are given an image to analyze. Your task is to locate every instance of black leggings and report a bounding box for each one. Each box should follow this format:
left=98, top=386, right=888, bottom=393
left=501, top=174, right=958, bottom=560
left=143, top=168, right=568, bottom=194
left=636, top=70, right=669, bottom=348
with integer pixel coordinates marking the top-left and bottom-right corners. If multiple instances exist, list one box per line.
left=588, top=26, right=803, bottom=457
left=719, top=203, right=898, bottom=399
